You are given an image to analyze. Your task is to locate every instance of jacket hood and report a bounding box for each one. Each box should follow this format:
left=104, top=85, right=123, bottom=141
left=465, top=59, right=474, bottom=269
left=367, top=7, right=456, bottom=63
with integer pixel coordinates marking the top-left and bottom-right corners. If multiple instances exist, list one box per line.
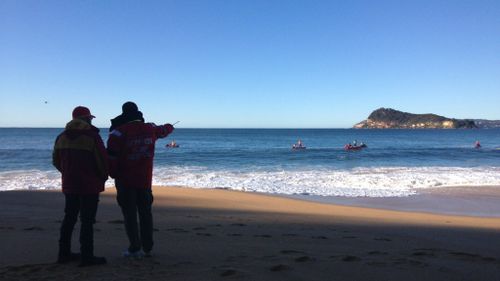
left=64, top=119, right=99, bottom=139
left=109, top=111, right=144, bottom=131
left=65, top=119, right=92, bottom=130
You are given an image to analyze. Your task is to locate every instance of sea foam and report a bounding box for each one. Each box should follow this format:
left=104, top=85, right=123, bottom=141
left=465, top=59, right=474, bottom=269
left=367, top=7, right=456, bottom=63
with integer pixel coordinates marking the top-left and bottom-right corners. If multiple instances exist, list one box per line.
left=151, top=166, right=500, bottom=197
left=3, top=166, right=498, bottom=197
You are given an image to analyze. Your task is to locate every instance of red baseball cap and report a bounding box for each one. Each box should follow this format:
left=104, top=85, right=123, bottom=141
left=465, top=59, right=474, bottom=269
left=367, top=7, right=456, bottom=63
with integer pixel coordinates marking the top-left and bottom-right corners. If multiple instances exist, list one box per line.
left=72, top=106, right=96, bottom=119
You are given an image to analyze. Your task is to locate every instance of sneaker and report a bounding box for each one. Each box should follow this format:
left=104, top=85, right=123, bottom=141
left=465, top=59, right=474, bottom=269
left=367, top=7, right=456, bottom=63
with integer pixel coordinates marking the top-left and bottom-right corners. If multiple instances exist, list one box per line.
left=79, top=256, right=107, bottom=267
left=57, top=252, right=81, bottom=264
left=123, top=249, right=144, bottom=259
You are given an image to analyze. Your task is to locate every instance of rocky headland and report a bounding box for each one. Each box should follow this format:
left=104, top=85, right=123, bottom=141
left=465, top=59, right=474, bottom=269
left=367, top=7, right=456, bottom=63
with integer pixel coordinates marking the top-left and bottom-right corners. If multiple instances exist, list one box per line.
left=353, top=108, right=478, bottom=129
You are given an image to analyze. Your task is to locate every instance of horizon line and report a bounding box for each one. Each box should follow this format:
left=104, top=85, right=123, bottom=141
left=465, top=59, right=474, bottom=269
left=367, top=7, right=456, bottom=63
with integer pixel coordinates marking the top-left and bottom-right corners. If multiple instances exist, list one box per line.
left=0, top=126, right=353, bottom=130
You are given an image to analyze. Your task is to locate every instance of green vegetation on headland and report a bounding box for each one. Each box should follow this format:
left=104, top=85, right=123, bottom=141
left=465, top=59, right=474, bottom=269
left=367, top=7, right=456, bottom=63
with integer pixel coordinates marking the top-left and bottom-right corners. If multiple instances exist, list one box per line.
left=353, top=108, right=500, bottom=129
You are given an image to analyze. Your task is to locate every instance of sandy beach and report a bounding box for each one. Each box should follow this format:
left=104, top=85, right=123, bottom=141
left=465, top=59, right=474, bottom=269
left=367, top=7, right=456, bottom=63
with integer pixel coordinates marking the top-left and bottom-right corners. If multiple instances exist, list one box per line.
left=1, top=186, right=500, bottom=281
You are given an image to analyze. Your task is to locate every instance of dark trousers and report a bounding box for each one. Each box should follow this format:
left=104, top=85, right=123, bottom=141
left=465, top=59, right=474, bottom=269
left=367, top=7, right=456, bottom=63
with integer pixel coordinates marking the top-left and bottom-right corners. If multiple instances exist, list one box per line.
left=116, top=186, right=154, bottom=253
left=59, top=194, right=99, bottom=259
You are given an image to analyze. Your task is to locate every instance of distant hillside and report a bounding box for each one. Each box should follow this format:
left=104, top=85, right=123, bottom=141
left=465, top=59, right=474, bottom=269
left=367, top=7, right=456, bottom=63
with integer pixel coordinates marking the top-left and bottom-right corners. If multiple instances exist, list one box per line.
left=472, top=119, right=500, bottom=129
left=354, top=108, right=477, bottom=129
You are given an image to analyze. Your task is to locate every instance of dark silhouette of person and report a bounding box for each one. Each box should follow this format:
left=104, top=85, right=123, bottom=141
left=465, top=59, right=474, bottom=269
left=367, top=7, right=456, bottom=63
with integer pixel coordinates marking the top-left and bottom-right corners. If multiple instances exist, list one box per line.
left=107, top=102, right=174, bottom=257
left=53, top=106, right=108, bottom=266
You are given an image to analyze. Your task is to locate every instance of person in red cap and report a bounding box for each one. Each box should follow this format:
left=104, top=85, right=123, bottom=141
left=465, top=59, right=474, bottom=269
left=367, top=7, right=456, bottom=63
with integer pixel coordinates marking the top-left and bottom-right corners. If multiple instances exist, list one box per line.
left=107, top=102, right=174, bottom=258
left=53, top=106, right=108, bottom=266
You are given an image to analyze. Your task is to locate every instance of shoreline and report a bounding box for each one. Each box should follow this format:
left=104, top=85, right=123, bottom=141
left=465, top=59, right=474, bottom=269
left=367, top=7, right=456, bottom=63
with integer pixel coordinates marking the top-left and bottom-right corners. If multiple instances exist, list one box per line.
left=285, top=185, right=500, bottom=218
left=2, top=184, right=500, bottom=217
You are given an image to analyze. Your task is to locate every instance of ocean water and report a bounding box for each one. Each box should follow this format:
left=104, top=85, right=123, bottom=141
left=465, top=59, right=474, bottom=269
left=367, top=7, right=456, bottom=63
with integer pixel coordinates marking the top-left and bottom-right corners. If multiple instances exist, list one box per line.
left=1, top=128, right=500, bottom=197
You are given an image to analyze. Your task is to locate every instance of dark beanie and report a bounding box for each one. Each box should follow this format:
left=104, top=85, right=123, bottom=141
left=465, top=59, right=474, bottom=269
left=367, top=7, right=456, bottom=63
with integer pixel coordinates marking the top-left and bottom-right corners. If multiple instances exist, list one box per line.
left=122, top=102, right=138, bottom=114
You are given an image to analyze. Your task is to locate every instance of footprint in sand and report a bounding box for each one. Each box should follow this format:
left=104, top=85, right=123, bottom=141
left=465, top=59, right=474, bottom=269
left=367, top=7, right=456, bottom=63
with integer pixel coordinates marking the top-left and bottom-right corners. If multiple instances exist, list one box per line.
left=311, top=235, right=328, bottom=240
left=227, top=233, right=243, bottom=237
left=280, top=250, right=306, bottom=255
left=294, top=256, right=314, bottom=262
left=448, top=251, right=497, bottom=262
left=449, top=251, right=480, bottom=258
left=412, top=251, right=435, bottom=257
left=392, top=258, right=427, bottom=267
left=414, top=248, right=442, bottom=252
left=367, top=250, right=388, bottom=256
left=281, top=233, right=298, bottom=237
left=230, top=223, right=247, bottom=227
left=1, top=263, right=63, bottom=279
left=374, top=237, right=392, bottom=242
left=254, top=234, right=272, bottom=238
left=166, top=228, right=189, bottom=233
left=342, top=255, right=361, bottom=262
left=0, top=226, right=14, bottom=230
left=196, top=232, right=212, bottom=237
left=220, top=269, right=238, bottom=277
left=270, top=264, right=291, bottom=272
left=23, top=226, right=43, bottom=231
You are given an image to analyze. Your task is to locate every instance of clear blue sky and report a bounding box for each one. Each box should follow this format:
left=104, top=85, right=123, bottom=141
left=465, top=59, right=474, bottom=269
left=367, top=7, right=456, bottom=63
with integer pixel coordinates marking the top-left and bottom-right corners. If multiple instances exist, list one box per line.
left=1, top=0, right=499, bottom=128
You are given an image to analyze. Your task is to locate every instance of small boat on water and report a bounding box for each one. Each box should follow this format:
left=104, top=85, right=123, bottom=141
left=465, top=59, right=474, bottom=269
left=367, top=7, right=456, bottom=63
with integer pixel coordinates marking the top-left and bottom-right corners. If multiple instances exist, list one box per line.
left=166, top=141, right=180, bottom=148
left=292, top=139, right=306, bottom=150
left=474, top=141, right=481, bottom=149
left=344, top=143, right=367, bottom=151
left=292, top=144, right=306, bottom=150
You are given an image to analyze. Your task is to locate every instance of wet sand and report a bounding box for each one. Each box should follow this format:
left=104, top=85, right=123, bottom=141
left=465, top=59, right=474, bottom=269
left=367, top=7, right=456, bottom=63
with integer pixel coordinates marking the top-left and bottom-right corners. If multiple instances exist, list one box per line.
left=290, top=185, right=500, bottom=217
left=1, top=186, right=500, bottom=281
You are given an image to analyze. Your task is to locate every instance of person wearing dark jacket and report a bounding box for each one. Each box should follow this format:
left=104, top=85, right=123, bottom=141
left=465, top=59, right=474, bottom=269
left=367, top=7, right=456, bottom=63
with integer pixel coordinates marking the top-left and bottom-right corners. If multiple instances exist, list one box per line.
left=107, top=102, right=174, bottom=257
left=53, top=106, right=108, bottom=267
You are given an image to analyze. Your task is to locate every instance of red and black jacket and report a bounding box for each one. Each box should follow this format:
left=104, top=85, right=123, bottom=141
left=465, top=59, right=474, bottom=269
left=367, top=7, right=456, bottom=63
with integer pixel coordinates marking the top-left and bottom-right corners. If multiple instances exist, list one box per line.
left=107, top=121, right=174, bottom=189
left=53, top=119, right=109, bottom=194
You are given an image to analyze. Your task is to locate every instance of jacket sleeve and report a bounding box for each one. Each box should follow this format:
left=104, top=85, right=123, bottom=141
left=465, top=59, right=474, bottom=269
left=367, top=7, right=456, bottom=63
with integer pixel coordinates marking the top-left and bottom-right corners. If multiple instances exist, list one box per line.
left=107, top=129, right=124, bottom=179
left=94, top=134, right=109, bottom=181
left=153, top=123, right=174, bottom=139
left=52, top=135, right=62, bottom=172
